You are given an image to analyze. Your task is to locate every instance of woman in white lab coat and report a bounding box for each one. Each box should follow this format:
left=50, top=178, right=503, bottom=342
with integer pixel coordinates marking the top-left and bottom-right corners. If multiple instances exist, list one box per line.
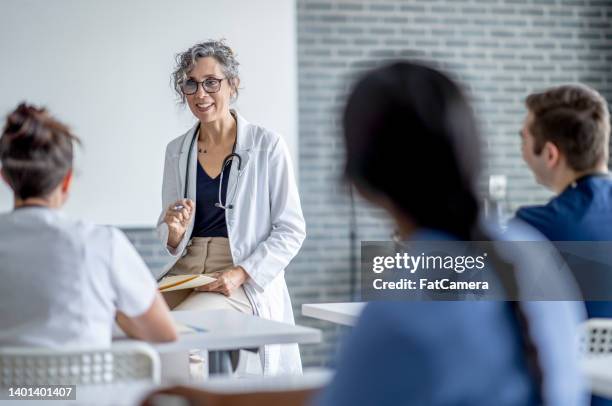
left=156, top=40, right=306, bottom=375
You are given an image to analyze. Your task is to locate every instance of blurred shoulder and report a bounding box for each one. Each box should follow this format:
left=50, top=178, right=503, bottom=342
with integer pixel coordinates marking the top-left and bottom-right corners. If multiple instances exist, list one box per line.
left=57, top=215, right=117, bottom=246
left=515, top=204, right=557, bottom=232
left=483, top=217, right=549, bottom=242
left=359, top=301, right=501, bottom=336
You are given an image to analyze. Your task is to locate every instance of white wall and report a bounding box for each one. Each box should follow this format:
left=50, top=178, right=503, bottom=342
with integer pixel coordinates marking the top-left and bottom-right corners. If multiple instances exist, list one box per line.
left=0, top=0, right=297, bottom=226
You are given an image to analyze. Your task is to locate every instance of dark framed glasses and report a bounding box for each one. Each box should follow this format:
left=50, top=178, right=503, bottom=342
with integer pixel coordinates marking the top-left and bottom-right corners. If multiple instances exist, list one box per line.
left=181, top=77, right=225, bottom=95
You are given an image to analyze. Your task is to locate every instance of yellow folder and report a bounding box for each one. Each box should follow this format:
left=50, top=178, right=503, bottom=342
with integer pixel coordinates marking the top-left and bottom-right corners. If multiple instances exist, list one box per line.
left=158, top=274, right=216, bottom=292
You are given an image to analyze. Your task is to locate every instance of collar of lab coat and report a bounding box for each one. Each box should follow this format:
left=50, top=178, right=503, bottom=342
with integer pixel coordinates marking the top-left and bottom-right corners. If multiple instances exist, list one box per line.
left=178, top=109, right=251, bottom=204
left=180, top=109, right=253, bottom=155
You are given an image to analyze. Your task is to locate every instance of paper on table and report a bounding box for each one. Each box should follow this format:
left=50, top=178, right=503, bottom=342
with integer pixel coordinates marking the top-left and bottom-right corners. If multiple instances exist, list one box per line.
left=158, top=274, right=216, bottom=292
left=174, top=321, right=206, bottom=335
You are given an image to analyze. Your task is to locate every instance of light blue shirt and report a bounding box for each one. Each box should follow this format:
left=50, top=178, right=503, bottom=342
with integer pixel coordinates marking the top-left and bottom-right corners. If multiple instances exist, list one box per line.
left=316, top=223, right=587, bottom=406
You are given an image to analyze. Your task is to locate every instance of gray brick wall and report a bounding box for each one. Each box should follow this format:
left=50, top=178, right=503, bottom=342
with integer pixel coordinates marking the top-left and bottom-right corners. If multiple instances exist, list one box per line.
left=124, top=0, right=612, bottom=368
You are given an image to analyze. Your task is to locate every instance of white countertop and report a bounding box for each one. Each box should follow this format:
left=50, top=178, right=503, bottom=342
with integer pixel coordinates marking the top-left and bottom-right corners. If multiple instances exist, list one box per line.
left=582, top=355, right=612, bottom=399
left=197, top=367, right=332, bottom=393
left=114, top=309, right=321, bottom=353
left=302, top=303, right=366, bottom=327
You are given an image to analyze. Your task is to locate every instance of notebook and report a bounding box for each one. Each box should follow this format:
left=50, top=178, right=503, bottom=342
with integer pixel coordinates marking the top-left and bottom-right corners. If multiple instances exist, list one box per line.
left=158, top=274, right=216, bottom=293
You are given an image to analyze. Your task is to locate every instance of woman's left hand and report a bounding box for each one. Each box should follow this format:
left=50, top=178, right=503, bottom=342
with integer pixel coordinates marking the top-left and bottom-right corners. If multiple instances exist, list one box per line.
left=196, top=266, right=249, bottom=296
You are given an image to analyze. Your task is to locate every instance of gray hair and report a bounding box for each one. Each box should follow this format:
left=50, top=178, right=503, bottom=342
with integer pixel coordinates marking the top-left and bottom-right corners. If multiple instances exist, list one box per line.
left=172, top=39, right=240, bottom=104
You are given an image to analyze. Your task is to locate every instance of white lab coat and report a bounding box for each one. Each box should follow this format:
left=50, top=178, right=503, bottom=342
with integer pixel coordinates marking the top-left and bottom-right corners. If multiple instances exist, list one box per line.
left=156, top=110, right=306, bottom=375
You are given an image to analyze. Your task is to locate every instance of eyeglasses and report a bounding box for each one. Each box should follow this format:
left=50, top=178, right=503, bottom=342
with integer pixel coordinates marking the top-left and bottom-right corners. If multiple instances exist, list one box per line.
left=181, top=77, right=225, bottom=95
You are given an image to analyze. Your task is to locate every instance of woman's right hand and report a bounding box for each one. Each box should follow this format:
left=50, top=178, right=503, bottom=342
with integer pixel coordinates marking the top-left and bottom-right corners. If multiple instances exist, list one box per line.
left=164, top=199, right=194, bottom=249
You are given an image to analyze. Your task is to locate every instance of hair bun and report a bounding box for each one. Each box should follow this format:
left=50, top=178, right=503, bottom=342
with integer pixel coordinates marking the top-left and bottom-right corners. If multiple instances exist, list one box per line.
left=1, top=102, right=80, bottom=200
left=5, top=103, right=48, bottom=141
left=3, top=103, right=72, bottom=148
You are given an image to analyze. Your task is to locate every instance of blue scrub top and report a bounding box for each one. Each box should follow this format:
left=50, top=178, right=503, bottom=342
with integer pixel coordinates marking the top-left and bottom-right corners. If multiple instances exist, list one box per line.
left=516, top=174, right=612, bottom=318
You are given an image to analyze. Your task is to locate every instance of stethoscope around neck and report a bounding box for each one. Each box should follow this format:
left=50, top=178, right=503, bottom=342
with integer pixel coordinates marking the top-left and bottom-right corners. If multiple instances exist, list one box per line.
left=183, top=125, right=243, bottom=210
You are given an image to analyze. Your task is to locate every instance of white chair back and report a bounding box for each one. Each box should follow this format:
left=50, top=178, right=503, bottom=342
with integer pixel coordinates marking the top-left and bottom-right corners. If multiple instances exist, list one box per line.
left=0, top=341, right=160, bottom=387
left=580, top=318, right=612, bottom=355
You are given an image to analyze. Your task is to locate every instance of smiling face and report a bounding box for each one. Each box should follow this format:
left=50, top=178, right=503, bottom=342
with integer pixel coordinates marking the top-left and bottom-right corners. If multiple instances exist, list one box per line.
left=184, top=56, right=234, bottom=124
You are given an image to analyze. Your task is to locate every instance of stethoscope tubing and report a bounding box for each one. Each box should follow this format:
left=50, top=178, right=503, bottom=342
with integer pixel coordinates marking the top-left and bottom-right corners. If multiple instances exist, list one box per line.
left=182, top=128, right=242, bottom=210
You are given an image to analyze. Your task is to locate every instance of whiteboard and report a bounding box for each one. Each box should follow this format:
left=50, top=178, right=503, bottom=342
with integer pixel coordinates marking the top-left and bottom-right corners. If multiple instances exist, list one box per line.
left=0, top=0, right=297, bottom=227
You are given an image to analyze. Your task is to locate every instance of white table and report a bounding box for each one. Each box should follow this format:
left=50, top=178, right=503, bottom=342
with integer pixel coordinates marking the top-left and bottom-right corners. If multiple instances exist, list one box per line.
left=195, top=367, right=332, bottom=393
left=582, top=355, right=612, bottom=399
left=114, top=309, right=321, bottom=352
left=114, top=309, right=321, bottom=377
left=302, top=303, right=366, bottom=327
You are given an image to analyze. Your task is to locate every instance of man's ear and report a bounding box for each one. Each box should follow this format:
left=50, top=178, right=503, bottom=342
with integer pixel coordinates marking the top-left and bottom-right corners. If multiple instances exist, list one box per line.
left=61, top=169, right=73, bottom=193
left=543, top=141, right=561, bottom=169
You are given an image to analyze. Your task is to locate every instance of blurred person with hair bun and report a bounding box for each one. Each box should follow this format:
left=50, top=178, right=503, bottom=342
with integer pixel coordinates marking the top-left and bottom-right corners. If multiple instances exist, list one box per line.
left=0, top=103, right=177, bottom=348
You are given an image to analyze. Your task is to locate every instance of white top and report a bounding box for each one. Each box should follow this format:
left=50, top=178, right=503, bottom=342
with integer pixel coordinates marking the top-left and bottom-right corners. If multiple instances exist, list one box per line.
left=302, top=303, right=365, bottom=326
left=0, top=207, right=156, bottom=348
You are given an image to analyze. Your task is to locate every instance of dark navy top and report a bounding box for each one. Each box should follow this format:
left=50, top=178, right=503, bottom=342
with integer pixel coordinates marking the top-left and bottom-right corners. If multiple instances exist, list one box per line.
left=190, top=160, right=231, bottom=238
left=516, top=174, right=612, bottom=318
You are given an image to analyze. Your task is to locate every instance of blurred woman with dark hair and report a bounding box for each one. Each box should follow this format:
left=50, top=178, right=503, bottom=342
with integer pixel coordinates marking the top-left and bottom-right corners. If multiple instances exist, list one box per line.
left=0, top=103, right=177, bottom=347
left=141, top=62, right=587, bottom=406
left=316, top=62, right=586, bottom=406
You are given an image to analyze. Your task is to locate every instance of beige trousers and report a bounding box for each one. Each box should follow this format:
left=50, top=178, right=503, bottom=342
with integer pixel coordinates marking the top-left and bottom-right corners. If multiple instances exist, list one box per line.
left=163, top=237, right=260, bottom=378
left=163, top=237, right=253, bottom=315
